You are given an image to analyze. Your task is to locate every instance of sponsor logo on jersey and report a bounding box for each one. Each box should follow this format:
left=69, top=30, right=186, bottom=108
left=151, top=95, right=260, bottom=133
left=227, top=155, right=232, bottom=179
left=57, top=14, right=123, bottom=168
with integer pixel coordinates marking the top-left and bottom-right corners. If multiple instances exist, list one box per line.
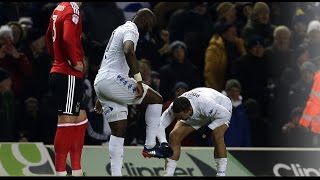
left=55, top=5, right=65, bottom=11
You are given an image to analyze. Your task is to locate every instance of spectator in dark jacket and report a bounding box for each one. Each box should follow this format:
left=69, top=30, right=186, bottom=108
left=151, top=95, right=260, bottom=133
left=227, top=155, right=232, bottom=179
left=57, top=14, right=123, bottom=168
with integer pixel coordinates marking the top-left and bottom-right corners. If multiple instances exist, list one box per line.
left=242, top=2, right=276, bottom=47
left=233, top=35, right=268, bottom=104
left=158, top=41, right=201, bottom=101
left=168, top=2, right=214, bottom=78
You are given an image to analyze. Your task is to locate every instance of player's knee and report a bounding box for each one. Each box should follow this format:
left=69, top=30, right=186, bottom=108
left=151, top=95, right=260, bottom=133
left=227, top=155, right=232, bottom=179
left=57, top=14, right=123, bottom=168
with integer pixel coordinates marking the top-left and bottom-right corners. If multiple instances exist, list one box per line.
left=77, top=109, right=87, bottom=121
left=58, top=115, right=77, bottom=123
left=109, top=112, right=128, bottom=138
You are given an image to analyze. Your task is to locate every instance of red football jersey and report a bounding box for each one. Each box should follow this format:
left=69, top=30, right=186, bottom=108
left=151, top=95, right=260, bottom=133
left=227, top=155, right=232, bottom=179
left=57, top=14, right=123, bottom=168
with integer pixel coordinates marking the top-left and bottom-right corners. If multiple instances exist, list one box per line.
left=46, top=2, right=84, bottom=78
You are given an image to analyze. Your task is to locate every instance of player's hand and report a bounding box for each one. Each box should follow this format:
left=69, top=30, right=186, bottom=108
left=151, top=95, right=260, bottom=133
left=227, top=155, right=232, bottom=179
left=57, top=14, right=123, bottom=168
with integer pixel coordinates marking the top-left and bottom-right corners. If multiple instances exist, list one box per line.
left=135, top=82, right=144, bottom=99
left=72, top=61, right=84, bottom=72
left=67, top=60, right=84, bottom=72
left=94, top=99, right=103, bottom=114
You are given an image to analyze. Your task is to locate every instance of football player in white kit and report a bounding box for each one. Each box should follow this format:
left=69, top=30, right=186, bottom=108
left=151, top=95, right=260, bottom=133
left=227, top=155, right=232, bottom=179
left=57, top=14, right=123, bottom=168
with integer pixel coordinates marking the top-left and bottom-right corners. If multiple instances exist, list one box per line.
left=93, top=8, right=171, bottom=176
left=157, top=87, right=233, bottom=176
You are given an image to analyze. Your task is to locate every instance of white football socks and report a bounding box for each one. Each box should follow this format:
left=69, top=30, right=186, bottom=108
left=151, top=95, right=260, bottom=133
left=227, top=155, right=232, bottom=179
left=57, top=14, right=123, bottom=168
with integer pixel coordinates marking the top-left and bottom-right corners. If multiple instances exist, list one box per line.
left=145, top=104, right=162, bottom=149
left=109, top=135, right=124, bottom=176
left=163, top=158, right=177, bottom=176
left=56, top=170, right=67, bottom=176
left=215, top=158, right=227, bottom=176
left=72, top=169, right=83, bottom=176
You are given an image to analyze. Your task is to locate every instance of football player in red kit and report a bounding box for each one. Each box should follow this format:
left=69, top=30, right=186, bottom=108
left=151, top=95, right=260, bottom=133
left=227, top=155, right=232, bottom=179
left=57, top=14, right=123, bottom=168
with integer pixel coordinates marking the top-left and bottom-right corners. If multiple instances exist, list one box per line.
left=46, top=2, right=87, bottom=176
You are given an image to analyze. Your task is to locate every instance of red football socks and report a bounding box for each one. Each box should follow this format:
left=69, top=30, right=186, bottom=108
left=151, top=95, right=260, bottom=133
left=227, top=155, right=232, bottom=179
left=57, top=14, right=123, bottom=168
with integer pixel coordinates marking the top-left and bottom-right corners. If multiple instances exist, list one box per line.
left=54, top=125, right=74, bottom=172
left=70, top=121, right=87, bottom=170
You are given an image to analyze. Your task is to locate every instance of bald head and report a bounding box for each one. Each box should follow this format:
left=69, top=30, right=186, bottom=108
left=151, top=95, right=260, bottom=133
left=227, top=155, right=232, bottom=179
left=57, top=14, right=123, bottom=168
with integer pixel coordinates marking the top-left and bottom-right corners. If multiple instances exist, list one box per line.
left=132, top=8, right=157, bottom=36
left=136, top=8, right=155, bottom=17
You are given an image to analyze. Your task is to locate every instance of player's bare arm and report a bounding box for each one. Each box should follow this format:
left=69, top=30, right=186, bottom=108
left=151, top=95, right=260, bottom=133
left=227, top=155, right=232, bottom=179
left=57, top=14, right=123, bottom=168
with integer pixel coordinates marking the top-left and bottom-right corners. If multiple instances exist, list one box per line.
left=123, top=40, right=144, bottom=99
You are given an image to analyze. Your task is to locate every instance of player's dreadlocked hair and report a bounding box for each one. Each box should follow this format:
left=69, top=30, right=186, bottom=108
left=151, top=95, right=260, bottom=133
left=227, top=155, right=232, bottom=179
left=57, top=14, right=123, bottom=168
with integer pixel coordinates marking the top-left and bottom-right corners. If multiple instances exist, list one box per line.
left=172, top=97, right=191, bottom=113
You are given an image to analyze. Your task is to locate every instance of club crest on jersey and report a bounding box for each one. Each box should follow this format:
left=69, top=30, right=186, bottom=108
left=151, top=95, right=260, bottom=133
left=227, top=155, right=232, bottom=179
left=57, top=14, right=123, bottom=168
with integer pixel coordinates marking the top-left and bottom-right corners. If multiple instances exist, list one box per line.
left=72, top=14, right=79, bottom=24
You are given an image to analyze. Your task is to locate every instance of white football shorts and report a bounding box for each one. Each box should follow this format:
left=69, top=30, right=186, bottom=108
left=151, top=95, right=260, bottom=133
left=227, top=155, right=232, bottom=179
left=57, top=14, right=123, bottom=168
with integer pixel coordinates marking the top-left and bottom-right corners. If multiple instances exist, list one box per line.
left=94, top=73, right=149, bottom=122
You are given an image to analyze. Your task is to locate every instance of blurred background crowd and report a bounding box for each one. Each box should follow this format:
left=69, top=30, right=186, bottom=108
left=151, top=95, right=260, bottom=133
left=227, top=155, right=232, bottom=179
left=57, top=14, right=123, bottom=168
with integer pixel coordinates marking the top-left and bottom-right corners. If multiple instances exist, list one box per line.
left=0, top=2, right=320, bottom=148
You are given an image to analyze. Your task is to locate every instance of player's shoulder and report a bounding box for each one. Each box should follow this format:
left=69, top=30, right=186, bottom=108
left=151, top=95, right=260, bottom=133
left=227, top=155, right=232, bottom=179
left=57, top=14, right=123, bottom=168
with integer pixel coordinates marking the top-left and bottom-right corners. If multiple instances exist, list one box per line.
left=58, top=2, right=80, bottom=15
left=122, top=21, right=138, bottom=32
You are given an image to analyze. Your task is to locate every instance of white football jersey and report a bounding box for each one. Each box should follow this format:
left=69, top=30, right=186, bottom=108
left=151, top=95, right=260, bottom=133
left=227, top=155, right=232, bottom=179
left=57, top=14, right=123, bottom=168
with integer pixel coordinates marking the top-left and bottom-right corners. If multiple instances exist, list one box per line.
left=178, top=87, right=232, bottom=121
left=97, top=21, right=139, bottom=76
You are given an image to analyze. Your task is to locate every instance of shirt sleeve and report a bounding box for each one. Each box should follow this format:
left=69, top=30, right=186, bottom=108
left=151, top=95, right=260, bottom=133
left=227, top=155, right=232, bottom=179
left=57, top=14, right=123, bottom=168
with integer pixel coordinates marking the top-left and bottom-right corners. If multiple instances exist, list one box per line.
left=122, top=24, right=139, bottom=50
left=63, top=13, right=83, bottom=66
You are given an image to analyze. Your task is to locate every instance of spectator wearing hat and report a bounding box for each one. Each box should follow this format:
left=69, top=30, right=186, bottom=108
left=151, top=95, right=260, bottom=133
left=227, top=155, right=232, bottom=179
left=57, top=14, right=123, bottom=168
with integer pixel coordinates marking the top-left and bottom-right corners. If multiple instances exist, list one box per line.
left=233, top=35, right=268, bottom=106
left=162, top=81, right=189, bottom=111
left=222, top=79, right=252, bottom=147
left=242, top=2, right=276, bottom=47
left=305, top=20, right=320, bottom=59
left=167, top=2, right=214, bottom=78
left=158, top=40, right=201, bottom=102
left=0, top=67, right=16, bottom=142
left=204, top=19, right=246, bottom=92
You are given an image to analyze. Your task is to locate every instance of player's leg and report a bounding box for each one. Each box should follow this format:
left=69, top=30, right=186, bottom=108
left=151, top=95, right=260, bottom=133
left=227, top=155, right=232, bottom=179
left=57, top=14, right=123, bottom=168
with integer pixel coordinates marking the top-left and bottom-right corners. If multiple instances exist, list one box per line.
left=140, top=88, right=163, bottom=152
left=107, top=112, right=127, bottom=176
left=69, top=77, right=89, bottom=176
left=95, top=93, right=127, bottom=176
left=210, top=98, right=232, bottom=176
left=70, top=110, right=88, bottom=176
left=211, top=124, right=229, bottom=177
left=94, top=76, right=129, bottom=176
left=164, top=121, right=195, bottom=176
left=48, top=73, right=78, bottom=176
